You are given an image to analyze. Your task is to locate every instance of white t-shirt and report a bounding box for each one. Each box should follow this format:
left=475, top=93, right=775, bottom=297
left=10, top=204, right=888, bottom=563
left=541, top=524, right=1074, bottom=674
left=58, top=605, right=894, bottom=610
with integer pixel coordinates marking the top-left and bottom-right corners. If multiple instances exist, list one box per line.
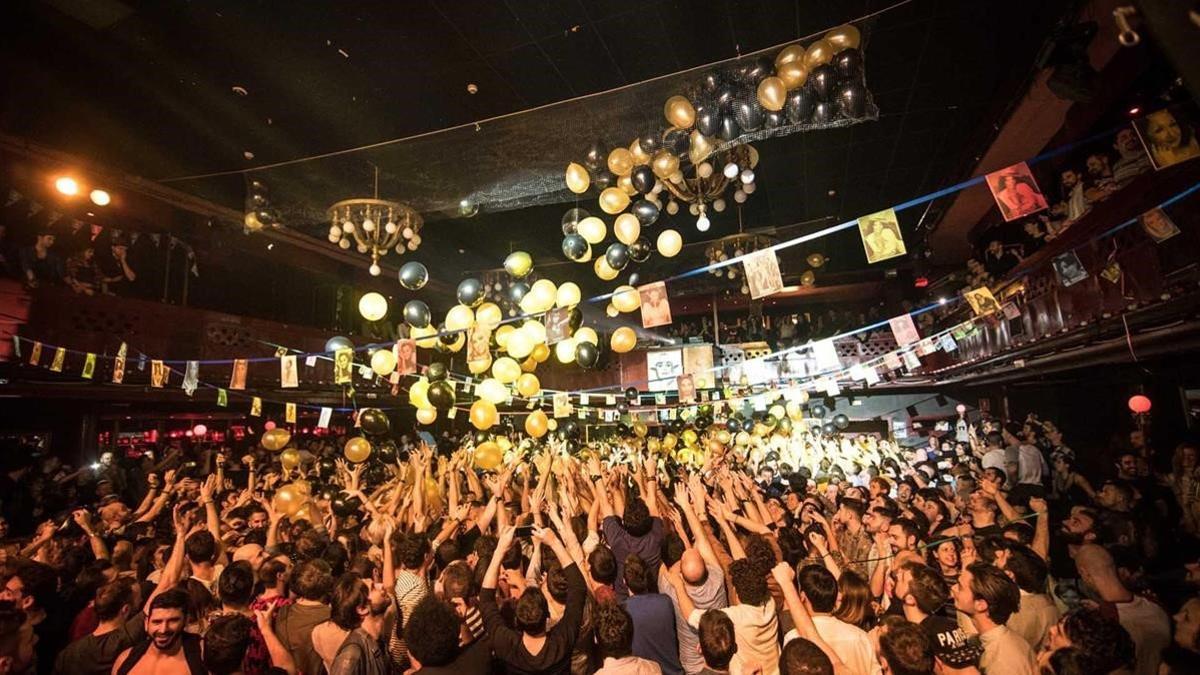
left=982, top=447, right=1008, bottom=472
left=1116, top=595, right=1170, bottom=675
left=1016, top=444, right=1048, bottom=485
left=784, top=615, right=881, bottom=675
left=689, top=600, right=779, bottom=675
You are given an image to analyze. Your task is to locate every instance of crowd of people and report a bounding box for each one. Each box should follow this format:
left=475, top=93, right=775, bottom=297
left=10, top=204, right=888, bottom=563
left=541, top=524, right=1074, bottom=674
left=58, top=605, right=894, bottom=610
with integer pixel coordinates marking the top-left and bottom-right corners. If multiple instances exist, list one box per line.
left=0, top=218, right=140, bottom=296
left=665, top=306, right=891, bottom=350
left=0, top=404, right=1198, bottom=675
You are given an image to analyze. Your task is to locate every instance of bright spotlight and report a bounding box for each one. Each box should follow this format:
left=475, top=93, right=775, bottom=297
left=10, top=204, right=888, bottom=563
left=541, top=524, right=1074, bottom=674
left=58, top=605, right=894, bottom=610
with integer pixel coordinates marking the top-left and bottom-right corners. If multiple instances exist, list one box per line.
left=89, top=189, right=111, bottom=206
left=55, top=177, right=79, bottom=196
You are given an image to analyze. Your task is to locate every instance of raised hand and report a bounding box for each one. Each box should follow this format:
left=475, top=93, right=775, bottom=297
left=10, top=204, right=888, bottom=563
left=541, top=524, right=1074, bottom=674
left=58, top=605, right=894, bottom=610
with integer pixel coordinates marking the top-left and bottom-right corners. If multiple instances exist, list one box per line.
left=771, top=561, right=795, bottom=586
left=532, top=525, right=561, bottom=549
left=1029, top=496, right=1048, bottom=515
left=496, top=524, right=517, bottom=552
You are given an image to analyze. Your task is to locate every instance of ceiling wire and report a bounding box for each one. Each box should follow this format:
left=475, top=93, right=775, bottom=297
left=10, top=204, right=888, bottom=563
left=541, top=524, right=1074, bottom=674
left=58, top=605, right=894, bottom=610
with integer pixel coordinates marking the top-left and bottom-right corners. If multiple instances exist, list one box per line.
left=156, top=0, right=918, bottom=184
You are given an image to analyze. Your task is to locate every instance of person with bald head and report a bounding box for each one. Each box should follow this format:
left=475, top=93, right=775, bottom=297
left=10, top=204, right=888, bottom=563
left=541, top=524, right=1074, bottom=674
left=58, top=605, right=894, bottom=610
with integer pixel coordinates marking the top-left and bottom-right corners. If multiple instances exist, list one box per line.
left=1073, top=543, right=1169, bottom=675
left=232, top=543, right=267, bottom=572
left=662, top=480, right=730, bottom=674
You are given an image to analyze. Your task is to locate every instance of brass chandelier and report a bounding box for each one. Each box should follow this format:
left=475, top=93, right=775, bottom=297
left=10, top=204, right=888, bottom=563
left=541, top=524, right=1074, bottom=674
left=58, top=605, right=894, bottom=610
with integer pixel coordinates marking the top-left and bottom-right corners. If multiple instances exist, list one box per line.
left=327, top=167, right=423, bottom=276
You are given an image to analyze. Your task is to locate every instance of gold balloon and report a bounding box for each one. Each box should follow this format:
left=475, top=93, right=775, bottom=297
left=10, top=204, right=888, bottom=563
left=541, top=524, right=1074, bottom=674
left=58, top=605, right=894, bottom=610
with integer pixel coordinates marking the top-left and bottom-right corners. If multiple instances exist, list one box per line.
left=474, top=441, right=503, bottom=470
left=468, top=353, right=492, bottom=375
left=594, top=257, right=619, bottom=281
left=475, top=302, right=502, bottom=330
left=786, top=400, right=804, bottom=422
left=707, top=438, right=725, bottom=455
left=412, top=325, right=439, bottom=349
left=521, top=357, right=538, bottom=372
left=657, top=229, right=683, bottom=258
left=261, top=428, right=291, bottom=452
left=681, top=429, right=698, bottom=447
left=547, top=418, right=558, bottom=432
left=689, top=131, right=715, bottom=164
left=344, top=437, right=371, bottom=463
left=605, top=303, right=619, bottom=318
left=617, top=173, right=637, bottom=196
left=565, top=162, right=590, bottom=194
left=272, top=485, right=302, bottom=516
left=716, top=429, right=732, bottom=445
left=607, top=147, right=635, bottom=176
left=647, top=437, right=662, bottom=453
left=416, top=406, right=437, bottom=425
left=630, top=139, right=651, bottom=165
left=777, top=61, right=808, bottom=90
left=370, top=349, right=396, bottom=377
left=505, top=327, right=533, bottom=360
left=612, top=285, right=641, bottom=313
left=651, top=150, right=681, bottom=179
left=824, top=24, right=861, bottom=51
left=775, top=43, right=806, bottom=67
left=803, top=38, right=835, bottom=68
left=556, top=282, right=582, bottom=308
left=757, top=76, right=787, bottom=111
left=806, top=252, right=827, bottom=268
left=470, top=399, right=499, bottom=430
left=664, top=95, right=696, bottom=129
left=492, top=357, right=522, bottom=384
left=578, top=216, right=607, bottom=244
left=633, top=421, right=648, bottom=438
left=574, top=326, right=599, bottom=345
left=280, top=448, right=301, bottom=471
left=504, top=251, right=533, bottom=279
left=524, top=409, right=549, bottom=438
left=528, top=279, right=557, bottom=313
left=613, top=213, right=641, bottom=246
left=475, top=380, right=507, bottom=407
left=769, top=404, right=786, bottom=420
left=663, top=433, right=678, bottom=450
left=516, top=373, right=541, bottom=398
left=555, top=338, right=576, bottom=364
left=445, top=305, right=474, bottom=333
left=531, top=343, right=550, bottom=363
left=610, top=326, right=637, bottom=353
left=408, top=378, right=431, bottom=408
left=800, top=270, right=816, bottom=286
left=735, top=431, right=750, bottom=446
left=599, top=187, right=631, bottom=215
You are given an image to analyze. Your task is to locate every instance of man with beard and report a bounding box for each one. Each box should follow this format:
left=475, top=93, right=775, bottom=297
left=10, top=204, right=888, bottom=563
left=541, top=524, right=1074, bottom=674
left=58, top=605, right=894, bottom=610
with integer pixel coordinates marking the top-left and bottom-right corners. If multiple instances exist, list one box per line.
left=1112, top=127, right=1151, bottom=184
left=329, top=573, right=392, bottom=675
left=111, top=589, right=205, bottom=675
left=1073, top=544, right=1169, bottom=675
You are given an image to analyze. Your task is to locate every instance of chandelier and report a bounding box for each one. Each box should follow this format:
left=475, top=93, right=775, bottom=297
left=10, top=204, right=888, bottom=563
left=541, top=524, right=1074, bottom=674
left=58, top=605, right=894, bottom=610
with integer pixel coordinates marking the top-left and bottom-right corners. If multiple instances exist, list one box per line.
left=662, top=144, right=760, bottom=232
left=327, top=168, right=424, bottom=276
left=705, top=232, right=776, bottom=295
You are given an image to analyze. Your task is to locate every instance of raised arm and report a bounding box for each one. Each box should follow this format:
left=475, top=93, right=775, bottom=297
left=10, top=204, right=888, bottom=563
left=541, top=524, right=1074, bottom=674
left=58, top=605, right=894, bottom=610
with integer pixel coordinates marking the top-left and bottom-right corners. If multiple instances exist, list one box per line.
left=1028, top=497, right=1050, bottom=562
left=677, top=478, right=720, bottom=569
left=73, top=510, right=109, bottom=561
left=254, top=603, right=297, bottom=674
left=771, top=562, right=849, bottom=673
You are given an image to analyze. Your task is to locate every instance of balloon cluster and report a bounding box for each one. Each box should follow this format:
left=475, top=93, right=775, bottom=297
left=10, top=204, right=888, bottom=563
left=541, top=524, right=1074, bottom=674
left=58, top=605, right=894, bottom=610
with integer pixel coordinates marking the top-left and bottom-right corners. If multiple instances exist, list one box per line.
left=244, top=179, right=282, bottom=233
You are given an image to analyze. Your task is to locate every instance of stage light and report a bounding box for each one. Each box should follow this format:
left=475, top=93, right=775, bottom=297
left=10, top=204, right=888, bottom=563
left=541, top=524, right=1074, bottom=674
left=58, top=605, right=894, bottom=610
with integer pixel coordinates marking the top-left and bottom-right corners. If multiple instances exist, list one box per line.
left=89, top=189, right=111, bottom=206
left=914, top=276, right=929, bottom=288
left=1127, top=106, right=1140, bottom=116
left=938, top=297, right=948, bottom=305
left=55, top=177, right=79, bottom=196
left=193, top=424, right=208, bottom=436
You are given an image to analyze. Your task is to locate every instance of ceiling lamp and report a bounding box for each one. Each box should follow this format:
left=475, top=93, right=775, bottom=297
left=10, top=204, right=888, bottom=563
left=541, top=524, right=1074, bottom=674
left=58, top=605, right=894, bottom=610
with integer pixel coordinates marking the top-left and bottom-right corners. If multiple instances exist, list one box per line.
left=663, top=144, right=760, bottom=230
left=327, top=167, right=423, bottom=276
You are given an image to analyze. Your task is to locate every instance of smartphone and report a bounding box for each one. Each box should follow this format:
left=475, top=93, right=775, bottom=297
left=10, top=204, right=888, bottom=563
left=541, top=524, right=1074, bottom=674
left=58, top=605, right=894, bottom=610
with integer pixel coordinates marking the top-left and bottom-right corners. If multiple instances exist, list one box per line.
left=514, top=525, right=535, bottom=538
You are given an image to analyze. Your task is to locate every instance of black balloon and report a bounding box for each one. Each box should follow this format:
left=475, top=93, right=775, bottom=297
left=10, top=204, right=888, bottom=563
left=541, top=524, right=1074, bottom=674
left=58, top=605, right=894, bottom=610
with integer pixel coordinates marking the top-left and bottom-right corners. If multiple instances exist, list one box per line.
left=624, top=386, right=640, bottom=404
left=700, top=70, right=724, bottom=92
left=833, top=413, right=850, bottom=430
left=575, top=341, right=599, bottom=368
left=583, top=142, right=606, bottom=171
left=765, top=110, right=785, bottom=128
left=714, top=83, right=737, bottom=112
left=629, top=238, right=652, bottom=263
left=627, top=272, right=640, bottom=286
left=426, top=362, right=447, bottom=382
left=663, top=129, right=689, bottom=156
left=562, top=234, right=589, bottom=261
left=567, top=307, right=583, bottom=333
left=331, top=494, right=363, bottom=518
left=738, top=56, right=773, bottom=83
left=718, top=115, right=740, bottom=141
left=631, top=166, right=656, bottom=194
left=358, top=408, right=391, bottom=436
left=438, top=324, right=458, bottom=346
left=726, top=417, right=741, bottom=433
left=785, top=86, right=815, bottom=124
left=592, top=171, right=614, bottom=190
left=508, top=281, right=530, bottom=304
left=696, top=104, right=721, bottom=137
left=742, top=418, right=754, bottom=432
left=404, top=300, right=431, bottom=328
left=456, top=278, right=484, bottom=307
left=562, top=419, right=581, bottom=439
left=398, top=261, right=429, bottom=290
left=833, top=48, right=864, bottom=80
left=822, top=421, right=837, bottom=435
left=812, top=101, right=835, bottom=125
left=249, top=192, right=268, bottom=208
left=317, top=456, right=337, bottom=477
left=249, top=179, right=269, bottom=197
left=638, top=131, right=660, bottom=154
left=835, top=81, right=867, bottom=119
left=632, top=199, right=660, bottom=225
left=617, top=403, right=629, bottom=414
left=809, top=64, right=837, bottom=101
left=363, top=460, right=390, bottom=484
left=733, top=98, right=764, bottom=132
left=605, top=243, right=629, bottom=270
left=809, top=404, right=827, bottom=419
left=427, top=381, right=455, bottom=409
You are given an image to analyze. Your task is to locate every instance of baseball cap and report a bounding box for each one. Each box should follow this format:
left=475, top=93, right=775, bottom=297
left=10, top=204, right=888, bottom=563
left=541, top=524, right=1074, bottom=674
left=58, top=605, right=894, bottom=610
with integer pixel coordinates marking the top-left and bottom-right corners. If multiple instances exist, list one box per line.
left=922, top=615, right=983, bottom=668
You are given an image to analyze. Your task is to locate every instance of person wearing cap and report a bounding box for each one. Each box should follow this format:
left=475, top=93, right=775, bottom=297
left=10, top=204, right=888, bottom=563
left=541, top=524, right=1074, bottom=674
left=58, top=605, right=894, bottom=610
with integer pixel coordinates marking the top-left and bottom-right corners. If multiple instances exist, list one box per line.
left=952, top=563, right=1035, bottom=674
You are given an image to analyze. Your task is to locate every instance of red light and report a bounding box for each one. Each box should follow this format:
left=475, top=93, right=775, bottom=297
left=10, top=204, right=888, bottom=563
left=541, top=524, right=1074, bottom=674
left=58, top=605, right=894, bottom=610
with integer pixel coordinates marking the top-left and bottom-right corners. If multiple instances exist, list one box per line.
left=192, top=424, right=208, bottom=436
left=914, top=276, right=929, bottom=288
left=1128, top=106, right=1140, bottom=116
left=1128, top=395, right=1151, bottom=414
left=264, top=420, right=277, bottom=430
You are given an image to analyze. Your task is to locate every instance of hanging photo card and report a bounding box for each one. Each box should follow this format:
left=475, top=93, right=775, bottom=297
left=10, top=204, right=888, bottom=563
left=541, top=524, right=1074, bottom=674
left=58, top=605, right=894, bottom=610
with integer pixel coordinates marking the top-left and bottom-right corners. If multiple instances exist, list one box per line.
left=985, top=161, right=1049, bottom=222
left=883, top=352, right=903, bottom=371
left=939, top=334, right=958, bottom=352
left=318, top=407, right=333, bottom=428
left=677, top=374, right=696, bottom=403
left=280, top=355, right=299, bottom=388
left=82, top=353, right=96, bottom=379
left=285, top=402, right=297, bottom=424
left=1133, top=106, right=1200, bottom=170
left=1139, top=207, right=1181, bottom=242
left=888, top=314, right=920, bottom=346
left=229, top=359, right=248, bottom=390
left=742, top=249, right=784, bottom=299
left=112, top=342, right=127, bottom=384
left=638, top=282, right=672, bottom=328
left=150, top=360, right=167, bottom=387
left=857, top=208, right=907, bottom=263
left=964, top=287, right=1001, bottom=316
left=902, top=350, right=921, bottom=370
left=544, top=308, right=572, bottom=344
left=812, top=339, right=840, bottom=372
left=333, top=348, right=354, bottom=384
left=864, top=365, right=882, bottom=384
left=1052, top=251, right=1089, bottom=287
left=182, top=361, right=199, bottom=396
left=553, top=392, right=571, bottom=418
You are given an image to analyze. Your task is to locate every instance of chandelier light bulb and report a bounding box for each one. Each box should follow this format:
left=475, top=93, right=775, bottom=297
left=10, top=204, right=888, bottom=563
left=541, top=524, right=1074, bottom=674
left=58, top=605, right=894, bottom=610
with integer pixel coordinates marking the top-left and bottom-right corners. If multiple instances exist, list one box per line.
left=666, top=200, right=679, bottom=215
left=357, top=243, right=369, bottom=254
left=689, top=203, right=700, bottom=216
left=734, top=190, right=747, bottom=203
left=712, top=198, right=726, bottom=212
left=369, top=263, right=381, bottom=276
left=696, top=214, right=710, bottom=232
left=723, top=162, right=739, bottom=179
left=362, top=218, right=375, bottom=232
left=697, top=162, right=713, bottom=178
left=670, top=170, right=684, bottom=184
left=338, top=238, right=351, bottom=249
left=740, top=169, right=755, bottom=183
left=743, top=181, right=756, bottom=194
left=384, top=221, right=397, bottom=234
left=402, top=227, right=413, bottom=239
left=342, top=220, right=355, bottom=232
left=328, top=233, right=339, bottom=243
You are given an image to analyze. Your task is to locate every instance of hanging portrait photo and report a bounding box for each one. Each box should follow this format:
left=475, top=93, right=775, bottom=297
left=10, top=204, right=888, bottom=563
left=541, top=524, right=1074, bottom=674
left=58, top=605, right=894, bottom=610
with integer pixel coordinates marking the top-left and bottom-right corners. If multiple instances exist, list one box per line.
left=857, top=208, right=906, bottom=264
left=985, top=161, right=1048, bottom=222
left=1139, top=207, right=1181, bottom=243
left=396, top=339, right=417, bottom=375
left=544, top=308, right=572, bottom=344
left=742, top=249, right=784, bottom=299
left=467, top=326, right=492, bottom=363
left=1133, top=106, right=1200, bottom=170
left=638, top=281, right=673, bottom=328
left=333, top=347, right=354, bottom=384
left=1052, top=251, right=1089, bottom=287
left=964, top=286, right=1001, bottom=316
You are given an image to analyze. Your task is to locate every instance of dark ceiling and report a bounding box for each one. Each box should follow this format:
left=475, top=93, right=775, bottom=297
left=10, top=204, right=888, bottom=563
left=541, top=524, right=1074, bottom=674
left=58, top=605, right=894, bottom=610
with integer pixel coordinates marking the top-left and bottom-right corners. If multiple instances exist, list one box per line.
left=0, top=0, right=1079, bottom=308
